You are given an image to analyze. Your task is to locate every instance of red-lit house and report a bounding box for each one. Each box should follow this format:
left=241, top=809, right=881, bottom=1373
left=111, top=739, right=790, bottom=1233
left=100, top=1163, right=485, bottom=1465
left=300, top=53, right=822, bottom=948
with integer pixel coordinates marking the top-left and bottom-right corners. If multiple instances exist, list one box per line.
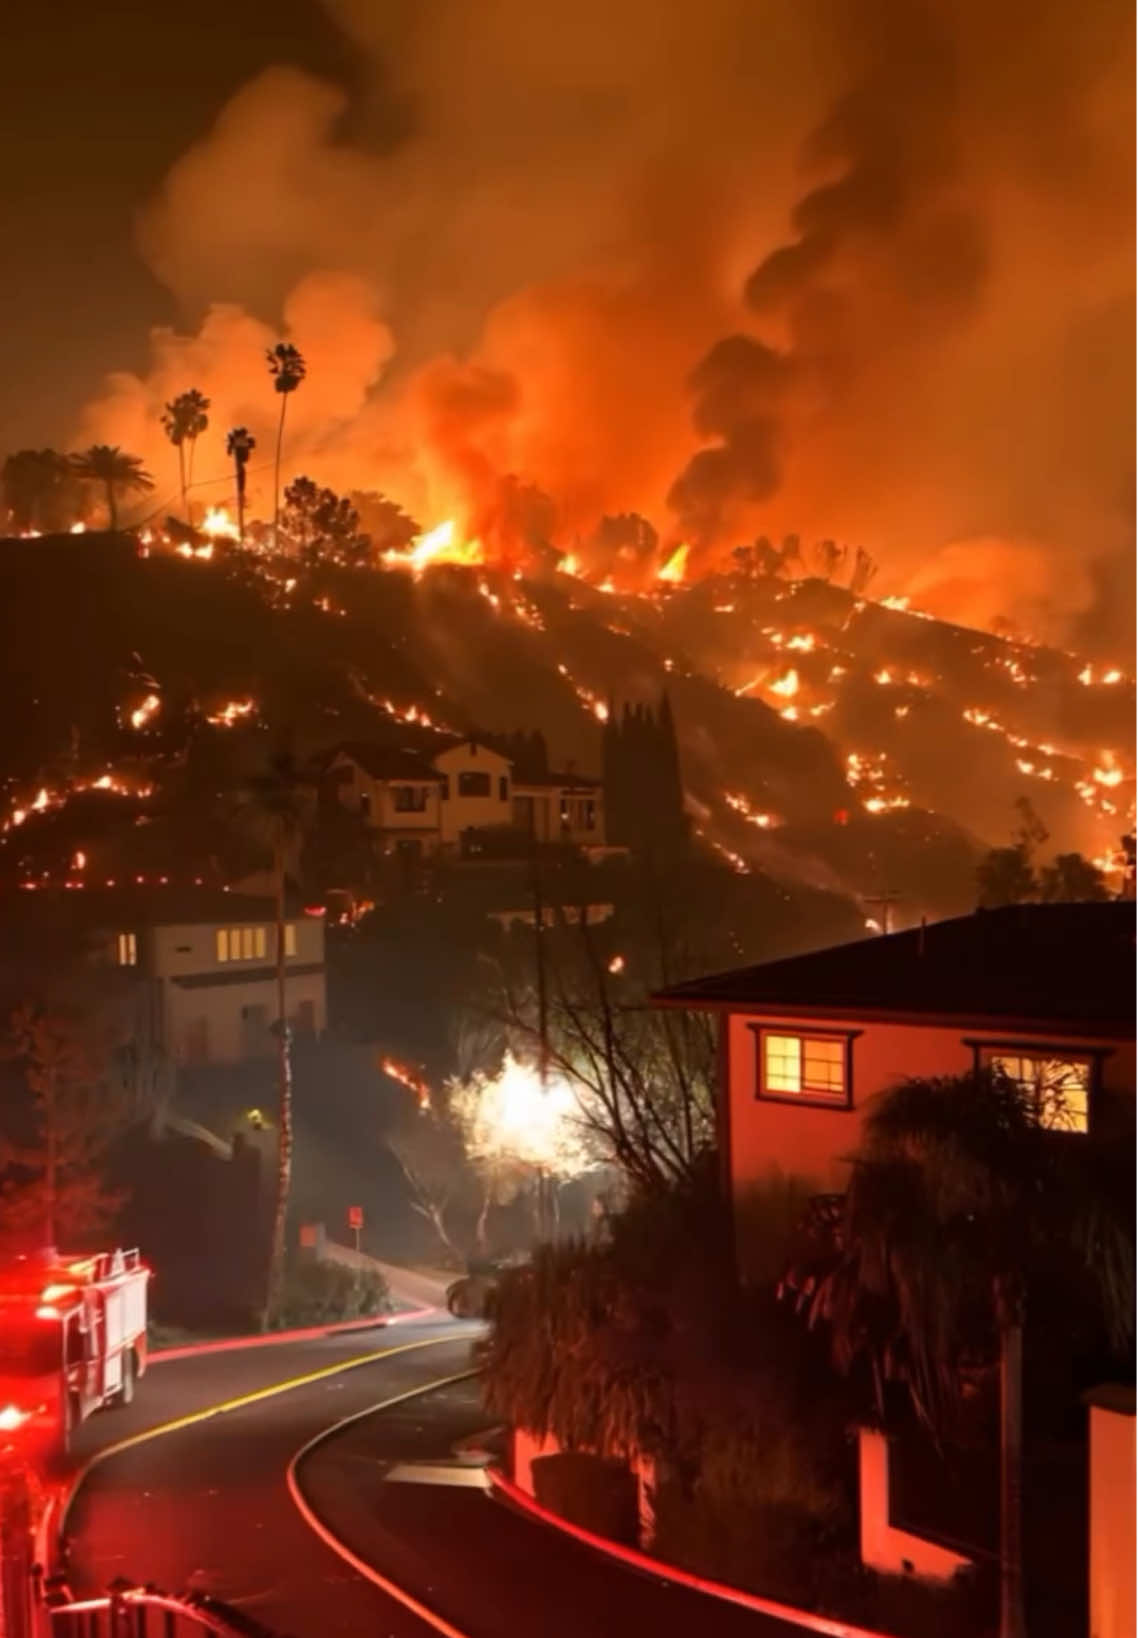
left=655, top=903, right=1135, bottom=1274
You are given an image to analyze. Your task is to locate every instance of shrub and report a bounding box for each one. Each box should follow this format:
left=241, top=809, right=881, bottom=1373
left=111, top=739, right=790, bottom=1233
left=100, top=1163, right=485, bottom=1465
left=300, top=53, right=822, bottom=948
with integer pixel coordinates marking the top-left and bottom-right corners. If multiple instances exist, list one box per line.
left=274, top=1259, right=389, bottom=1328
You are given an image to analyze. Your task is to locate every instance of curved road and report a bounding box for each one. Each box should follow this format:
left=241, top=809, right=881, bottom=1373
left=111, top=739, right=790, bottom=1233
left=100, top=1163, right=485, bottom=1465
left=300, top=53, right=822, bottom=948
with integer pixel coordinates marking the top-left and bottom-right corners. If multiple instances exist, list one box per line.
left=64, top=1317, right=839, bottom=1638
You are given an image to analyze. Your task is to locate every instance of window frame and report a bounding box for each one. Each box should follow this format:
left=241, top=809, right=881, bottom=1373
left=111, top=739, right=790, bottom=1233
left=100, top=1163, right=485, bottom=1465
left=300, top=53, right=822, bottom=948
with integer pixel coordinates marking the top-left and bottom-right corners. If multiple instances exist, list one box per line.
left=457, top=770, right=492, bottom=798
left=966, top=1038, right=1108, bottom=1135
left=746, top=1023, right=859, bottom=1110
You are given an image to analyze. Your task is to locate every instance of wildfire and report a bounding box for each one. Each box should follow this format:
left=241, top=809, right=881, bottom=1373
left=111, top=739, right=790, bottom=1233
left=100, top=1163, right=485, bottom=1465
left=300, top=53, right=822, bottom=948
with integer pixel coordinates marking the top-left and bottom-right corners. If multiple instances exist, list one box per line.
left=657, top=543, right=690, bottom=584
left=175, top=541, right=214, bottom=560
left=1078, top=664, right=1127, bottom=687
left=381, top=1055, right=431, bottom=1111
left=202, top=506, right=240, bottom=540
left=1091, top=753, right=1124, bottom=789
left=384, top=518, right=484, bottom=574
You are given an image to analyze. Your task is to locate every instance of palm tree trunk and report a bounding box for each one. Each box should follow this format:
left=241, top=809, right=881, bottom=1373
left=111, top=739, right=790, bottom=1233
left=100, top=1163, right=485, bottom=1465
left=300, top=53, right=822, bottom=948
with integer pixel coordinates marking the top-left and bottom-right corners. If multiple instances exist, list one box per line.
left=265, top=840, right=293, bottom=1328
left=185, top=438, right=195, bottom=526
left=999, top=1317, right=1025, bottom=1638
left=178, top=442, right=187, bottom=520
left=273, top=394, right=288, bottom=551
left=235, top=459, right=246, bottom=545
left=105, top=479, right=117, bottom=532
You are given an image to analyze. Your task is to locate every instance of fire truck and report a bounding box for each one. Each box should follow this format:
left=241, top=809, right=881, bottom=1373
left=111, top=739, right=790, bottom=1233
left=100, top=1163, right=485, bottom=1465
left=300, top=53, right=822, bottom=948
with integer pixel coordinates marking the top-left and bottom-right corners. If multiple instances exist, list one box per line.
left=0, top=1247, right=150, bottom=1455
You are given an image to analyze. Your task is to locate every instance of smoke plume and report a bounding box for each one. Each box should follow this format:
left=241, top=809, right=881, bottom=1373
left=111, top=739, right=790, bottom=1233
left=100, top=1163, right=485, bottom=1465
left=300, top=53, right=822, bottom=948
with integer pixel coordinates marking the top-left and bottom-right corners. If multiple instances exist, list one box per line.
left=80, top=0, right=1133, bottom=638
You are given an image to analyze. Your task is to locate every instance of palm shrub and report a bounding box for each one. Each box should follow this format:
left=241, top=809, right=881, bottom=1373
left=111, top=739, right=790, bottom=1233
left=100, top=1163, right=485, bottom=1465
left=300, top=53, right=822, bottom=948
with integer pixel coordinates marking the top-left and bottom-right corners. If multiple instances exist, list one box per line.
left=481, top=1161, right=853, bottom=1590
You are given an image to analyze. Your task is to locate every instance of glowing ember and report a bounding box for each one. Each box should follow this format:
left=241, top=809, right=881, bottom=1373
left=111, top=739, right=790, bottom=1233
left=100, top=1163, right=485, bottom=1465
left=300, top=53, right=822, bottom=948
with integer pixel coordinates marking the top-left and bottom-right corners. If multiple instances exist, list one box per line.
left=657, top=543, right=690, bottom=584
left=1092, top=753, right=1124, bottom=789
left=768, top=668, right=800, bottom=699
left=880, top=595, right=910, bottom=611
left=607, top=954, right=625, bottom=974
left=129, top=692, right=161, bottom=731
left=381, top=1055, right=431, bottom=1111
left=175, top=541, right=214, bottom=560
left=725, top=793, right=779, bottom=829
left=206, top=698, right=256, bottom=728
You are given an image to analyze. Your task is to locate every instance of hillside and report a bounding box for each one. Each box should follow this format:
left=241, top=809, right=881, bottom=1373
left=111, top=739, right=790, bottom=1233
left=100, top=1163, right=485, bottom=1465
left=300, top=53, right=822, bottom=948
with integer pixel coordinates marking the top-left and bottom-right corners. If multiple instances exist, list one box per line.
left=1, top=531, right=1132, bottom=922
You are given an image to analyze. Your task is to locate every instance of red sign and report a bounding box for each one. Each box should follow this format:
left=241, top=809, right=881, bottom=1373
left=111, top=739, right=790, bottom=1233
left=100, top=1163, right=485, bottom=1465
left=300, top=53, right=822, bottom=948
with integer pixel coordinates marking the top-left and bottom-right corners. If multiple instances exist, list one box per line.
left=347, top=1206, right=363, bottom=1231
left=298, top=1223, right=318, bottom=1248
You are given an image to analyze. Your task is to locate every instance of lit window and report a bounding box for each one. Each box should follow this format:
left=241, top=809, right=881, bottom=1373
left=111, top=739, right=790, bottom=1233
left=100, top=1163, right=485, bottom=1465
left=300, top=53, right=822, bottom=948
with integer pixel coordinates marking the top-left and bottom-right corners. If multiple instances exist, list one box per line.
left=216, top=928, right=229, bottom=962
left=284, top=923, right=297, bottom=957
left=984, top=1051, right=1090, bottom=1134
left=241, top=926, right=254, bottom=960
left=117, top=932, right=137, bottom=967
left=255, top=927, right=267, bottom=960
left=756, top=1030, right=849, bottom=1104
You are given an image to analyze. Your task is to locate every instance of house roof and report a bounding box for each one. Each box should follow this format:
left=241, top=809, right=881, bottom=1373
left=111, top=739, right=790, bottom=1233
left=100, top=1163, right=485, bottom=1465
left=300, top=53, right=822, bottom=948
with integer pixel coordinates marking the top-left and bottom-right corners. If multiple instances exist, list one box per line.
left=652, top=902, right=1136, bottom=1038
left=514, top=771, right=602, bottom=791
left=329, top=743, right=444, bottom=782
left=0, top=886, right=299, bottom=932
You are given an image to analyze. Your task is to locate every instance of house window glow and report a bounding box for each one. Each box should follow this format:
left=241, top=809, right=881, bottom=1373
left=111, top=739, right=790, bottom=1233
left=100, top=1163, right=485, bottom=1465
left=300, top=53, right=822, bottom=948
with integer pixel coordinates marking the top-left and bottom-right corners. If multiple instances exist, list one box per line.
left=983, top=1051, right=1091, bottom=1134
left=284, top=923, right=297, bottom=957
left=757, top=1031, right=849, bottom=1103
left=116, top=931, right=137, bottom=966
left=217, top=926, right=268, bottom=963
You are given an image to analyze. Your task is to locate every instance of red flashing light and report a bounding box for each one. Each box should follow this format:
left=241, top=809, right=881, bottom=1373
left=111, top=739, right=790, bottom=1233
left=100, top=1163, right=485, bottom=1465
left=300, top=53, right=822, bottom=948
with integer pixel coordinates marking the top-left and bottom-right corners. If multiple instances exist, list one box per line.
left=304, top=905, right=326, bottom=917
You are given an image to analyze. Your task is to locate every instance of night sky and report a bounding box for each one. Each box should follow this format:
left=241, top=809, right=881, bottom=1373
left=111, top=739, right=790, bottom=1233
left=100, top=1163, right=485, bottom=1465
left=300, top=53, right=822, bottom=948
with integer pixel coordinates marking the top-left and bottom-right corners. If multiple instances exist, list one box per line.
left=0, top=1, right=352, bottom=448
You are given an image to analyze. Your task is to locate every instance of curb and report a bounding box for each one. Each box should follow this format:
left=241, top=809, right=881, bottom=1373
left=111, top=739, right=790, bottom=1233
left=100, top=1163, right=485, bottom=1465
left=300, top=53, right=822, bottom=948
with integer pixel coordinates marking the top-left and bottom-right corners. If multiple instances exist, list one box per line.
left=486, top=1467, right=893, bottom=1638
left=149, top=1304, right=438, bottom=1363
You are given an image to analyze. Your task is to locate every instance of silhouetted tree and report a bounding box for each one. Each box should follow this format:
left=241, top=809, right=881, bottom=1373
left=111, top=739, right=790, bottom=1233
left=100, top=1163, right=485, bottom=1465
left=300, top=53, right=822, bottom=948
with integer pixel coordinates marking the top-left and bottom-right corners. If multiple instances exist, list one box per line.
left=226, top=426, right=256, bottom=543
left=161, top=389, right=210, bottom=521
left=266, top=343, right=307, bottom=550
left=70, top=446, right=153, bottom=532
left=282, top=476, right=369, bottom=566
left=236, top=747, right=314, bottom=1325
left=1039, top=852, right=1109, bottom=903
left=1, top=449, right=81, bottom=534
left=350, top=490, right=418, bottom=556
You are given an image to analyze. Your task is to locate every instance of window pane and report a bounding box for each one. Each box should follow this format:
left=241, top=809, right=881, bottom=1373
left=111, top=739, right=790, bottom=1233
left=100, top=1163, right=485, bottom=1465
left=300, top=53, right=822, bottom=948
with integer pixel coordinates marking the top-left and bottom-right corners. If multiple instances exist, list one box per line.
left=984, top=1050, right=1090, bottom=1134
left=255, top=927, right=267, bottom=959
left=241, top=927, right=254, bottom=960
left=803, top=1038, right=845, bottom=1091
left=284, top=924, right=297, bottom=957
left=216, top=929, right=228, bottom=963
left=764, top=1034, right=802, bottom=1093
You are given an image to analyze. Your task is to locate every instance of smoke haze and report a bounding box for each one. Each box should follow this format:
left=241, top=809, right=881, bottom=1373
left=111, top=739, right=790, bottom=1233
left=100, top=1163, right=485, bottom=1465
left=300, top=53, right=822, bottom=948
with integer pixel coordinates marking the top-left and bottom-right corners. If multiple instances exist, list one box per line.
left=80, top=0, right=1134, bottom=645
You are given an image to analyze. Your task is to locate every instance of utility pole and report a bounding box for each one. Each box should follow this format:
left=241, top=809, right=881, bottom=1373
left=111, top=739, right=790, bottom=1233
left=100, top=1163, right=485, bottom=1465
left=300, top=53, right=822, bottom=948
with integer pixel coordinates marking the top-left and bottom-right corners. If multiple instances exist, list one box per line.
left=863, top=890, right=903, bottom=935
left=529, top=833, right=550, bottom=1241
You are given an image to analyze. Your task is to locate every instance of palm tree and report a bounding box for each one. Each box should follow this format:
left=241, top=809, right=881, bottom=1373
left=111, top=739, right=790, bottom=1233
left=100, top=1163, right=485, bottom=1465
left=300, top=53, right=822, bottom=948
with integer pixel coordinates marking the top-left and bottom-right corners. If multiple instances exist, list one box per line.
left=161, top=390, right=211, bottom=522
left=237, top=747, right=313, bottom=1326
left=226, top=427, right=256, bottom=543
left=266, top=343, right=306, bottom=550
left=70, top=446, right=153, bottom=532
left=1, top=449, right=75, bottom=534
left=798, top=1072, right=1133, bottom=1638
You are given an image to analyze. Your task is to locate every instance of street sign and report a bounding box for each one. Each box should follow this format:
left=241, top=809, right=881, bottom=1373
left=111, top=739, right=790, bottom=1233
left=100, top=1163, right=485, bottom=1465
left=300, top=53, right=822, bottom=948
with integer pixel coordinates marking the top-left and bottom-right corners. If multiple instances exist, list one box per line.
left=347, top=1206, right=363, bottom=1230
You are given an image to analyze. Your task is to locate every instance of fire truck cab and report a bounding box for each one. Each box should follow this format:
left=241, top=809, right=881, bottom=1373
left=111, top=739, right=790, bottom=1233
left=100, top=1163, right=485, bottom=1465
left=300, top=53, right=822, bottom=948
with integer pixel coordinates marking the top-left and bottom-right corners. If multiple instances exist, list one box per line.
left=0, top=1247, right=150, bottom=1454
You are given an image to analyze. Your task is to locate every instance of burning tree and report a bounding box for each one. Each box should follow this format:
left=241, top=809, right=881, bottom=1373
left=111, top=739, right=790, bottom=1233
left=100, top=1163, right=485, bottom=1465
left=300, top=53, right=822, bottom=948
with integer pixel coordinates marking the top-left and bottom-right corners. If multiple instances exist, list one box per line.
left=449, top=1053, right=598, bottom=1246
left=282, top=476, right=370, bottom=566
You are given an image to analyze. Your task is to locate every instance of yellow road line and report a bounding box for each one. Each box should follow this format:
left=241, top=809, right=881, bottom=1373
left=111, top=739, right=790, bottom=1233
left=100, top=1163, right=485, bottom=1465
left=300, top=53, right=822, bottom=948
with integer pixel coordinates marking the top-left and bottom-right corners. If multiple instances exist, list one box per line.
left=60, top=1331, right=465, bottom=1537
left=286, top=1368, right=481, bottom=1638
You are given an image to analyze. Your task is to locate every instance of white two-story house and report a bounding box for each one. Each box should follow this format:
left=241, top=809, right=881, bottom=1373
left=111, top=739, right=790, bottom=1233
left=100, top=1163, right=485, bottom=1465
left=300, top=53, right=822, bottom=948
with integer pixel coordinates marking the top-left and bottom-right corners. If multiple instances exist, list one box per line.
left=330, top=738, right=606, bottom=857
left=98, top=889, right=327, bottom=1067
left=654, top=902, right=1135, bottom=1276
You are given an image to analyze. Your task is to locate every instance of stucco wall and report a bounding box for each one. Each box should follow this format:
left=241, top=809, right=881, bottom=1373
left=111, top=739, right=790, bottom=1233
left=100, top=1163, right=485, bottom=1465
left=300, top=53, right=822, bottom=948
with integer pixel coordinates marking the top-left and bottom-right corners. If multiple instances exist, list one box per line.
left=434, top=742, right=513, bottom=842
left=726, top=1010, right=1134, bottom=1199
left=164, top=966, right=327, bottom=1064
left=1089, top=1400, right=1135, bottom=1638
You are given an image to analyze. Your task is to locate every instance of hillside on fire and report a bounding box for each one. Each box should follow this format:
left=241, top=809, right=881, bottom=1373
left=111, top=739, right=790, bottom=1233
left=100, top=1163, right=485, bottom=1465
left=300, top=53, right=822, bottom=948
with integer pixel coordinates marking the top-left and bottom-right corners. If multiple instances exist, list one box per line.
left=1, top=522, right=1131, bottom=925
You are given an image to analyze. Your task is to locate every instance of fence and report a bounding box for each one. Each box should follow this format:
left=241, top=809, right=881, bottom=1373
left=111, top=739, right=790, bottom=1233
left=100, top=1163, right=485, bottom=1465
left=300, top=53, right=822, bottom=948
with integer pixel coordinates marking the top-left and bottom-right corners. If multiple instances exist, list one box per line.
left=44, top=1583, right=295, bottom=1638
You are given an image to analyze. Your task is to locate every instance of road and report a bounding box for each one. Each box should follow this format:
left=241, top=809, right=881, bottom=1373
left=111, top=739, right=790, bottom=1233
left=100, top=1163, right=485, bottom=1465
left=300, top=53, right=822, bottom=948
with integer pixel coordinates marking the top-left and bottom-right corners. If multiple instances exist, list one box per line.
left=64, top=1316, right=843, bottom=1638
